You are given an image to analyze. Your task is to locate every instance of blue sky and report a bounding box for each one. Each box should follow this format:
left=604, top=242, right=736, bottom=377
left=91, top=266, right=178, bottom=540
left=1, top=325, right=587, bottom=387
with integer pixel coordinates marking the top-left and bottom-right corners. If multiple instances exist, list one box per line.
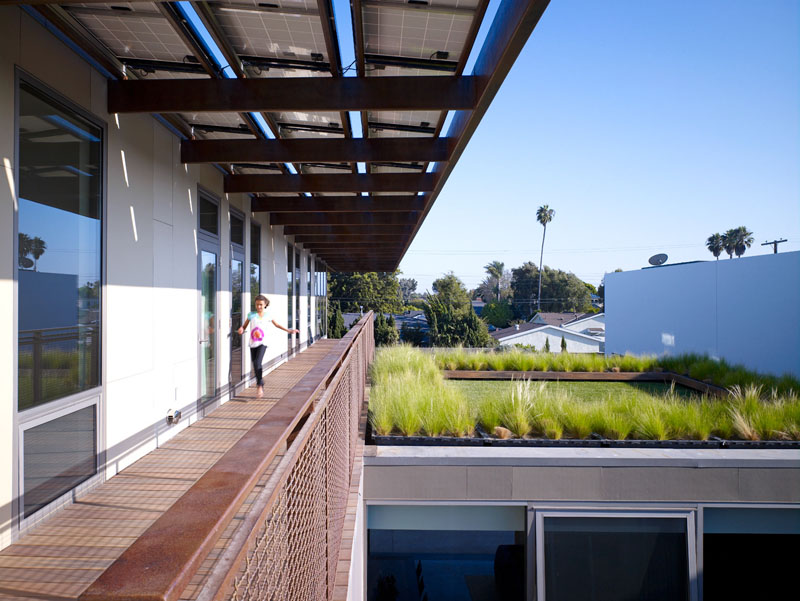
left=395, top=0, right=799, bottom=292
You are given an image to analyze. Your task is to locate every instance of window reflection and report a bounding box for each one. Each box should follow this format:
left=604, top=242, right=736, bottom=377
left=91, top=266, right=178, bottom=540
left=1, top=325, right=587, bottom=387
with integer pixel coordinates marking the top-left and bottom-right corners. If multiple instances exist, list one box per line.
left=250, top=223, right=261, bottom=310
left=17, top=81, right=102, bottom=411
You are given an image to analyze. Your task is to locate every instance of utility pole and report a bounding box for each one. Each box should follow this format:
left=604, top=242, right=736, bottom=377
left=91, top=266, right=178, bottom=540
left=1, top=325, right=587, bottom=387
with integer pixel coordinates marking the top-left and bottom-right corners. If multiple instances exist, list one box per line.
left=761, top=239, right=787, bottom=254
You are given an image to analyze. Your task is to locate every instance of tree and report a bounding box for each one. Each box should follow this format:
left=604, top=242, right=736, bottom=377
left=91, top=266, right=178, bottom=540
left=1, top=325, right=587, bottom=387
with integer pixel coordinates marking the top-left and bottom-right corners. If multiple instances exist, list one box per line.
left=560, top=335, right=567, bottom=353
left=328, top=271, right=404, bottom=314
left=18, top=233, right=32, bottom=269
left=398, top=277, right=418, bottom=303
left=544, top=337, right=551, bottom=352
left=483, top=261, right=505, bottom=301
left=706, top=233, right=723, bottom=260
left=375, top=313, right=399, bottom=346
left=400, top=322, right=426, bottom=346
left=423, top=274, right=492, bottom=347
left=431, top=272, right=471, bottom=307
left=328, top=301, right=346, bottom=339
left=29, top=236, right=46, bottom=272
left=733, top=226, right=754, bottom=258
left=536, top=205, right=555, bottom=311
left=481, top=300, right=514, bottom=329
left=510, top=262, right=591, bottom=317
left=475, top=269, right=511, bottom=303
left=721, top=229, right=737, bottom=259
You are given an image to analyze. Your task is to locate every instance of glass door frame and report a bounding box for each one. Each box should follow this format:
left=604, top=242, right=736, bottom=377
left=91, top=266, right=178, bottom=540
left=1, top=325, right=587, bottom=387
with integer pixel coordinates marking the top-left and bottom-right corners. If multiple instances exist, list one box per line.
left=230, top=248, right=245, bottom=395
left=196, top=188, right=220, bottom=407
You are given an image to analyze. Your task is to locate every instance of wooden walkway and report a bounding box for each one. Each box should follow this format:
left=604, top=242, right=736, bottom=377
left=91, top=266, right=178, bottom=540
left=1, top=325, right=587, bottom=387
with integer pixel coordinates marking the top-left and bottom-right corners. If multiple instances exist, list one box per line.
left=0, top=340, right=339, bottom=601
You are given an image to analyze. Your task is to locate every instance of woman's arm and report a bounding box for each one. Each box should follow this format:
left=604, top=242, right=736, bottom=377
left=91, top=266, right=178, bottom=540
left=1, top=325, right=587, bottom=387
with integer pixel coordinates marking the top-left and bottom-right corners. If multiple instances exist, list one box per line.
left=272, top=319, right=299, bottom=334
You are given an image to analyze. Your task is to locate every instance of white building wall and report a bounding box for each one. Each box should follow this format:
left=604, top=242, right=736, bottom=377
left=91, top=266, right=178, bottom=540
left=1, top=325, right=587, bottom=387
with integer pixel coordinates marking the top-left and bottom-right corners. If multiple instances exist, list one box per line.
left=498, top=328, right=602, bottom=353
left=605, top=252, right=800, bottom=377
left=563, top=314, right=605, bottom=334
left=0, top=6, right=322, bottom=546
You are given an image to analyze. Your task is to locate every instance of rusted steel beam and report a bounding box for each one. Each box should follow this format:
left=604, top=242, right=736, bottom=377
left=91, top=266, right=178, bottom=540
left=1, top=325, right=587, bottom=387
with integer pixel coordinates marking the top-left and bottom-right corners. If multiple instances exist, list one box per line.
left=226, top=173, right=435, bottom=193
left=287, top=225, right=412, bottom=236
left=270, top=212, right=418, bottom=226
left=108, top=76, right=479, bottom=113
left=252, top=195, right=424, bottom=213
left=294, top=235, right=406, bottom=244
left=182, top=137, right=452, bottom=164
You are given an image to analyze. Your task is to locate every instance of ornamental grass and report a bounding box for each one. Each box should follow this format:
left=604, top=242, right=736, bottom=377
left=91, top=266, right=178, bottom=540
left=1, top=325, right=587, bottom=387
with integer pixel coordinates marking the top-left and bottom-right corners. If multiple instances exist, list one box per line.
left=370, top=347, right=800, bottom=441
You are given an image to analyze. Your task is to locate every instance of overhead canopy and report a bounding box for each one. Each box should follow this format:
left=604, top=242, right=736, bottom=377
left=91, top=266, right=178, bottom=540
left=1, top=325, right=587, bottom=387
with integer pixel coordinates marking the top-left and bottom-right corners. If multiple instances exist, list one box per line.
left=15, top=0, right=551, bottom=271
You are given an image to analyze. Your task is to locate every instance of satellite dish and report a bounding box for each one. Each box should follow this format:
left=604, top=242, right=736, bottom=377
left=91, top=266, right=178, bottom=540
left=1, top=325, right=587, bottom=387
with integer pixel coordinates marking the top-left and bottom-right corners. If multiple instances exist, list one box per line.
left=648, top=253, right=668, bottom=266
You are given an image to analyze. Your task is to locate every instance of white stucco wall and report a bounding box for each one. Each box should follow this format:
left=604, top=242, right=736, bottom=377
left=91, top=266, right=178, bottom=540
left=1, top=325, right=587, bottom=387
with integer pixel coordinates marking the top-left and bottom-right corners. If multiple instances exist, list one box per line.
left=0, top=6, right=321, bottom=546
left=605, top=252, right=800, bottom=377
left=497, top=327, right=603, bottom=353
left=563, top=314, right=605, bottom=334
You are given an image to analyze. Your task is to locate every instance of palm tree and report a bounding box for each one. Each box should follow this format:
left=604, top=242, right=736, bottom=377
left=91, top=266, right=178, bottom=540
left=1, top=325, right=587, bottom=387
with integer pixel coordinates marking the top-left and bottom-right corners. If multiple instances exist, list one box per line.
left=18, top=232, right=32, bottom=268
left=721, top=229, right=737, bottom=259
left=483, top=261, right=504, bottom=301
left=705, top=233, right=723, bottom=260
left=536, top=205, right=555, bottom=311
left=733, top=226, right=754, bottom=258
left=30, top=236, right=47, bottom=271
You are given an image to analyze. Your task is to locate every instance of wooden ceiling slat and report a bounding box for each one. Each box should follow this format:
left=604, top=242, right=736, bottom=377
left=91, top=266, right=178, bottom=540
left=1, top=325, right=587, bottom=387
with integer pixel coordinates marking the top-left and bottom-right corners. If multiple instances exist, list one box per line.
left=182, top=138, right=452, bottom=164
left=286, top=225, right=412, bottom=236
left=227, top=173, right=434, bottom=194
left=252, top=195, right=424, bottom=213
left=270, top=212, right=417, bottom=226
left=108, top=76, right=479, bottom=113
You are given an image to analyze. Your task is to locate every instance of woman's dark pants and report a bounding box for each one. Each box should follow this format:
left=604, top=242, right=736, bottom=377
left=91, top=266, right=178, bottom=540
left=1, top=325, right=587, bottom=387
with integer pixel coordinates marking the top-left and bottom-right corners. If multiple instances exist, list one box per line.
left=250, top=345, right=267, bottom=386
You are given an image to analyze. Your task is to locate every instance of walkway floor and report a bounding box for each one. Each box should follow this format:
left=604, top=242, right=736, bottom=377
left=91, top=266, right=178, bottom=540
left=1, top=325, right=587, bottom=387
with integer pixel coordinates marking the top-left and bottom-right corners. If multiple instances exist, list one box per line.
left=0, top=340, right=339, bottom=601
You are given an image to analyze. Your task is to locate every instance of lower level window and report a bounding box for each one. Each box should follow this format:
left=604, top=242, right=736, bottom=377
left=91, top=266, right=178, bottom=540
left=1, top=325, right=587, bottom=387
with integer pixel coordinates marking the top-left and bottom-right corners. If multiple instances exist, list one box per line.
left=23, top=404, right=97, bottom=517
left=538, top=513, right=693, bottom=601
left=367, top=505, right=526, bottom=601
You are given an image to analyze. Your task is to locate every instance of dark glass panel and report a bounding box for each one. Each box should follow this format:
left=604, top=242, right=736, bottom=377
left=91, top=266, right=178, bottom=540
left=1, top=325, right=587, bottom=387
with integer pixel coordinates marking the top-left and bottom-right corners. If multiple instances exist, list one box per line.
left=24, top=405, right=96, bottom=517
left=250, top=224, right=261, bottom=310
left=287, top=245, right=294, bottom=341
left=200, top=250, right=217, bottom=398
left=230, top=213, right=244, bottom=247
left=199, top=196, right=218, bottom=235
left=250, top=223, right=260, bottom=264
left=231, top=258, right=243, bottom=384
left=17, top=82, right=102, bottom=411
left=544, top=516, right=689, bottom=601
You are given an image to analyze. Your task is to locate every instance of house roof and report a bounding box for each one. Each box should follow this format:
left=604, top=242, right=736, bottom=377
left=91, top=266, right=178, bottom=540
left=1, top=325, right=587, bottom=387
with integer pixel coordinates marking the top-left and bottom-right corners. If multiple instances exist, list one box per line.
left=492, top=323, right=603, bottom=344
left=532, top=312, right=593, bottom=326
left=30, top=0, right=551, bottom=271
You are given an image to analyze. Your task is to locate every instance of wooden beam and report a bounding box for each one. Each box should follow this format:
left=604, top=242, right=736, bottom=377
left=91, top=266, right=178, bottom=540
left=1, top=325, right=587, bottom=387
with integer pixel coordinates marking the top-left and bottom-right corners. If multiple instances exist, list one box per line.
left=287, top=225, right=412, bottom=236
left=270, top=212, right=417, bottom=226
left=226, top=173, right=434, bottom=194
left=108, top=76, right=479, bottom=113
left=183, top=137, right=452, bottom=164
left=294, top=235, right=407, bottom=244
left=252, top=195, right=424, bottom=213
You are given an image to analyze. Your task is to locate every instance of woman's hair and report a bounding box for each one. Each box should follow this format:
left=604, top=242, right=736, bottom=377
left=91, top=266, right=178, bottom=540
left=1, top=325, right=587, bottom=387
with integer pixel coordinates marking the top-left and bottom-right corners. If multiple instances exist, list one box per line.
left=254, top=294, right=270, bottom=306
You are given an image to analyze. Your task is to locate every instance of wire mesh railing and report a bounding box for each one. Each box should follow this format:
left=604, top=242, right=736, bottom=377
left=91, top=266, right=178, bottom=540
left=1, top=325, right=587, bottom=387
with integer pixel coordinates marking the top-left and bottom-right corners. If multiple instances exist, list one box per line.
left=199, top=313, right=373, bottom=601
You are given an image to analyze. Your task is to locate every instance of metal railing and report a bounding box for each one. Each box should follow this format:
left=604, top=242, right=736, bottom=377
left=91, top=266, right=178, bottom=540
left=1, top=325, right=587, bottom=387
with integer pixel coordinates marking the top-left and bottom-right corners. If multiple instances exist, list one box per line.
left=80, top=312, right=374, bottom=601
left=204, top=314, right=372, bottom=601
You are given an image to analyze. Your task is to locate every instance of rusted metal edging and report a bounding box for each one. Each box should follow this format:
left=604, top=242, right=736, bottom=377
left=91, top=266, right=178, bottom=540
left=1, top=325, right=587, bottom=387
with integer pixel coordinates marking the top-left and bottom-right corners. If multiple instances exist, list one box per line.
left=443, top=370, right=728, bottom=396
left=196, top=333, right=363, bottom=601
left=79, top=313, right=374, bottom=601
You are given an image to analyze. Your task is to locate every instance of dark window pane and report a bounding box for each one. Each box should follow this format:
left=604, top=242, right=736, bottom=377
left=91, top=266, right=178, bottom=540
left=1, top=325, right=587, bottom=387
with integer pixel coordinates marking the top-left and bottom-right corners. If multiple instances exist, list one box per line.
left=230, top=213, right=244, bottom=246
left=544, top=517, right=689, bottom=601
left=250, top=223, right=260, bottom=264
left=199, top=196, right=218, bottom=235
left=24, top=405, right=96, bottom=517
left=17, top=82, right=102, bottom=411
left=287, top=245, right=294, bottom=339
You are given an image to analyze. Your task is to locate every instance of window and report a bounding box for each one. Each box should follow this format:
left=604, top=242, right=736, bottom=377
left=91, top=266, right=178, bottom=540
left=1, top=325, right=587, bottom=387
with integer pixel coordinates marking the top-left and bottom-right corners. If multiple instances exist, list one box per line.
left=16, top=75, right=103, bottom=517
left=307, top=256, right=312, bottom=337
left=17, top=79, right=102, bottom=411
left=703, top=507, right=799, bottom=600
left=199, top=195, right=218, bottom=236
left=367, top=505, right=526, bottom=601
left=287, top=244, right=294, bottom=341
left=230, top=211, right=244, bottom=247
left=536, top=511, right=695, bottom=601
left=250, top=223, right=261, bottom=308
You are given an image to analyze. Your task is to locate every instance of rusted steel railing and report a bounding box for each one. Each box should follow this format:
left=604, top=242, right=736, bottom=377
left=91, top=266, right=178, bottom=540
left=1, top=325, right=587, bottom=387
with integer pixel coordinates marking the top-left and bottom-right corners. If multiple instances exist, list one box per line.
left=80, top=313, right=374, bottom=601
